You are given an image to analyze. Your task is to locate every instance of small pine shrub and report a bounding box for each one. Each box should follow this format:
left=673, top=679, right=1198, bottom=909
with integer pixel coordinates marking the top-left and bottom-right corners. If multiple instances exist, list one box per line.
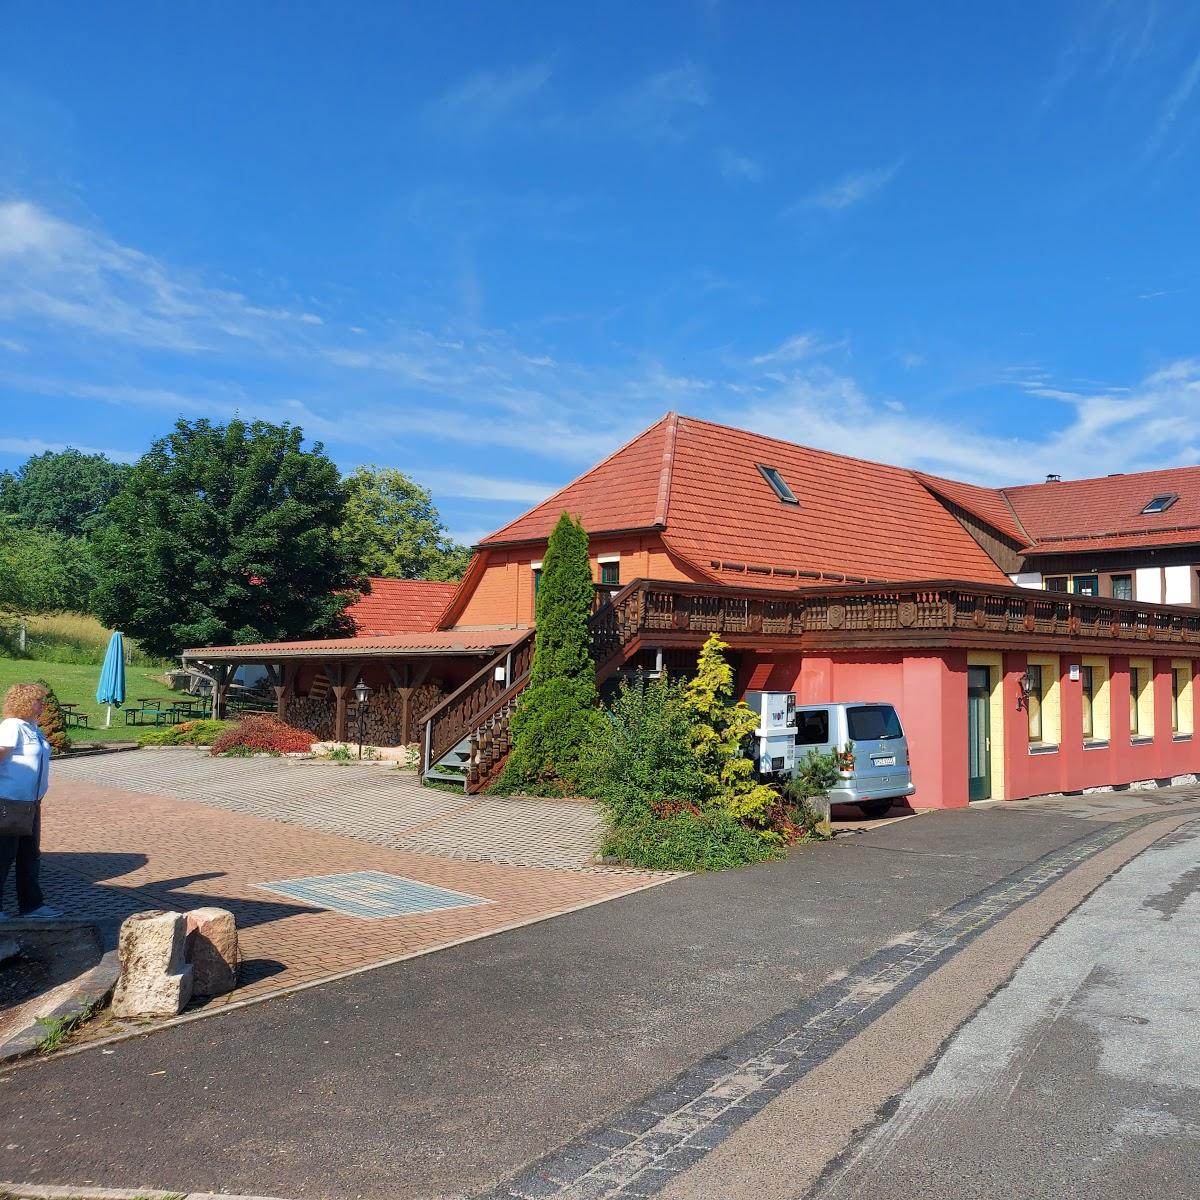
left=139, top=719, right=231, bottom=747
left=35, top=678, right=71, bottom=755
left=683, top=635, right=780, bottom=827
left=209, top=714, right=316, bottom=756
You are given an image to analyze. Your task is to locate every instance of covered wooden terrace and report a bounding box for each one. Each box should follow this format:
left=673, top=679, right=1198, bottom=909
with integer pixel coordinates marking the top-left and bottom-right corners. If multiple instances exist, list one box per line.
left=182, top=629, right=521, bottom=744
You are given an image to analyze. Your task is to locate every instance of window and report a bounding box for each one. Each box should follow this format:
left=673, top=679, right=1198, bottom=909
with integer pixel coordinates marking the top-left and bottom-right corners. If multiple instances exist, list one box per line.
left=1141, top=493, right=1178, bottom=515
left=1081, top=665, right=1094, bottom=739
left=599, top=561, right=620, bottom=586
left=795, top=710, right=830, bottom=746
left=1071, top=575, right=1099, bottom=597
left=532, top=563, right=542, bottom=599
left=1026, top=664, right=1044, bottom=741
left=1129, top=659, right=1154, bottom=739
left=1045, top=576, right=1068, bottom=592
left=846, top=705, right=903, bottom=741
left=756, top=463, right=799, bottom=505
left=1082, top=657, right=1110, bottom=743
left=1111, top=574, right=1133, bottom=601
left=1173, top=661, right=1193, bottom=736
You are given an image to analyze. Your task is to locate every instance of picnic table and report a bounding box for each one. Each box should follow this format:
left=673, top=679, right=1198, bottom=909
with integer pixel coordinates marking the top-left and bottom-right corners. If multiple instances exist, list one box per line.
left=59, top=702, right=90, bottom=730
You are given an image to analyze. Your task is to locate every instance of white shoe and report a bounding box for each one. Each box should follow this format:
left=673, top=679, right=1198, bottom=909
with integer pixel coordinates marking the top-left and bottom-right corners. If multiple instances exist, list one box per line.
left=23, top=905, right=62, bottom=920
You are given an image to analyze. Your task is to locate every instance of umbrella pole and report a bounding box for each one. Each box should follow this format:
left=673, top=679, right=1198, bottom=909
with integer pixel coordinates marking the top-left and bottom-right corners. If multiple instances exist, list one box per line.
left=105, top=704, right=112, bottom=729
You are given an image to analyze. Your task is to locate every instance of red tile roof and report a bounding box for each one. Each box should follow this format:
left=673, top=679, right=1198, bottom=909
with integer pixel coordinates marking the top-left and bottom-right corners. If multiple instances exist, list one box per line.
left=1004, top=466, right=1200, bottom=552
left=482, top=413, right=1011, bottom=586
left=913, top=471, right=1030, bottom=546
left=183, top=628, right=519, bottom=660
left=345, top=578, right=459, bottom=635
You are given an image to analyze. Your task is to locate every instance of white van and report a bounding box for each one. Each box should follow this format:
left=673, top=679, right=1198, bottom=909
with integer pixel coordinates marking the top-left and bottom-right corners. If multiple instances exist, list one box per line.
left=794, top=701, right=915, bottom=817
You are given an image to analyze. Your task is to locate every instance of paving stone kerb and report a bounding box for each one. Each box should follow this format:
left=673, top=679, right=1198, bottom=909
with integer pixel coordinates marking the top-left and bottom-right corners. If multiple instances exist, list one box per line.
left=52, top=753, right=609, bottom=872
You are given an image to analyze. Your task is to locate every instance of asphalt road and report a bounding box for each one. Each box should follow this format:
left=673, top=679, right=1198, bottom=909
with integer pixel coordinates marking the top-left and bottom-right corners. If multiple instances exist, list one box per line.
left=0, top=799, right=1188, bottom=1198
left=810, top=818, right=1200, bottom=1200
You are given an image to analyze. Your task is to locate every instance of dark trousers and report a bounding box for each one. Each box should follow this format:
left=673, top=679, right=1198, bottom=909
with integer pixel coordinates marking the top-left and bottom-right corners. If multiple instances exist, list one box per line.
left=0, top=805, right=44, bottom=914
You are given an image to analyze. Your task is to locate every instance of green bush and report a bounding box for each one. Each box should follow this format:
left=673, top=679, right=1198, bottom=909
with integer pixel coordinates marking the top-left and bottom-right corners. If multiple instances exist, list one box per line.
left=139, top=719, right=231, bottom=747
left=586, top=672, right=784, bottom=871
left=585, top=673, right=709, bottom=827
left=602, top=809, right=783, bottom=872
left=787, top=747, right=843, bottom=800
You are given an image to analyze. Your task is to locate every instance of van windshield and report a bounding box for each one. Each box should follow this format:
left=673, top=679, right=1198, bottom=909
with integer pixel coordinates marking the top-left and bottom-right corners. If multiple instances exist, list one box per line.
left=847, top=705, right=903, bottom=741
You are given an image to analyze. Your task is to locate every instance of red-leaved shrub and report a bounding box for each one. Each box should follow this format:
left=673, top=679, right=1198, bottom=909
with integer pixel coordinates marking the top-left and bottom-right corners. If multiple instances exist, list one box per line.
left=210, top=713, right=317, bottom=757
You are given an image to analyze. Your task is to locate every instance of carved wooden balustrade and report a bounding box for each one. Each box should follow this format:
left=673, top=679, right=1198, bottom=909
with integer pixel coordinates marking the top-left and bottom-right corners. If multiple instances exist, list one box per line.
left=422, top=630, right=535, bottom=782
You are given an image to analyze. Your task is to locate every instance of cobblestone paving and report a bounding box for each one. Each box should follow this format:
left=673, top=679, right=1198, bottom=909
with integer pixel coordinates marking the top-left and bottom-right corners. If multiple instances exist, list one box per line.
left=54, top=751, right=607, bottom=871
left=490, top=798, right=1200, bottom=1200
left=26, top=776, right=676, bottom=1006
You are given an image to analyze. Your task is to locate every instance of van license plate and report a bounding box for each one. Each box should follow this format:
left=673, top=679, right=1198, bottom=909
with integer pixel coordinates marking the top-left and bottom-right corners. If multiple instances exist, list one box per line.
left=873, top=756, right=896, bottom=767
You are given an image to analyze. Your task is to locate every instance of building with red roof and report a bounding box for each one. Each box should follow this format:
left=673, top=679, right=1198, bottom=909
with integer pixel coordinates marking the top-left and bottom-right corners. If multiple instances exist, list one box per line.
left=186, top=413, right=1200, bottom=809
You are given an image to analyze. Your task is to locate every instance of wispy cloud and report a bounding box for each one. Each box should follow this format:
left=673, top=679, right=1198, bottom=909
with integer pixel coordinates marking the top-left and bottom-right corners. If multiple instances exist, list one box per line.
left=609, top=63, right=708, bottom=142
left=416, top=468, right=555, bottom=505
left=424, top=58, right=556, bottom=139
left=0, top=201, right=323, bottom=351
left=1147, top=48, right=1200, bottom=156
left=0, top=435, right=139, bottom=462
left=727, top=357, right=1200, bottom=485
left=799, top=163, right=901, bottom=212
left=718, top=148, right=763, bottom=182
left=750, top=332, right=844, bottom=366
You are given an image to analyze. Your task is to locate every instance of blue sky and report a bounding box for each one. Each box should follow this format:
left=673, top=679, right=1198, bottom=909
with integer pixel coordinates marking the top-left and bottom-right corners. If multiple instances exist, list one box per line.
left=2, top=1, right=1200, bottom=545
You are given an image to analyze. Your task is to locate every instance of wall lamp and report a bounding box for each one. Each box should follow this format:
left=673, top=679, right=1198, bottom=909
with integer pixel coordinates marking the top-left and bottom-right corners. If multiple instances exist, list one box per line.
left=1016, top=670, right=1036, bottom=712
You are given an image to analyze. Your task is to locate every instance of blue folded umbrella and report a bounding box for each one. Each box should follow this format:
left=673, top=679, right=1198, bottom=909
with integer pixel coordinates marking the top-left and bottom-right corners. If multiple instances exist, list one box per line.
left=96, top=631, right=126, bottom=726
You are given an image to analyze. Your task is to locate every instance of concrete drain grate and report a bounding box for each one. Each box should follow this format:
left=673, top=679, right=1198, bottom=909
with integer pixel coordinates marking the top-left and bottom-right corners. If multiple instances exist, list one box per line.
left=256, top=870, right=492, bottom=918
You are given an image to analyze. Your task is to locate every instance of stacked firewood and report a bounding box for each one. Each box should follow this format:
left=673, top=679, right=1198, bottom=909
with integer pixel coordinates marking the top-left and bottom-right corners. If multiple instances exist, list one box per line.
left=285, top=696, right=335, bottom=739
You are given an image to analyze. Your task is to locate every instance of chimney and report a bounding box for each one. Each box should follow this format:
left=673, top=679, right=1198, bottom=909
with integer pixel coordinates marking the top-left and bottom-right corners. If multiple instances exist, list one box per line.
left=1045, top=473, right=1061, bottom=483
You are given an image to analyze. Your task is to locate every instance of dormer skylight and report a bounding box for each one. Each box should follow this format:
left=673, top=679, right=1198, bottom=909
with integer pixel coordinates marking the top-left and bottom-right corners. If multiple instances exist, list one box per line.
left=1141, top=493, right=1178, bottom=515
left=756, top=464, right=799, bottom=505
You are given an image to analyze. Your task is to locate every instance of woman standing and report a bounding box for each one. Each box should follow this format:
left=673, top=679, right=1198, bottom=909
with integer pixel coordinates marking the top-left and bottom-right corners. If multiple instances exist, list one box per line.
left=0, top=683, right=61, bottom=919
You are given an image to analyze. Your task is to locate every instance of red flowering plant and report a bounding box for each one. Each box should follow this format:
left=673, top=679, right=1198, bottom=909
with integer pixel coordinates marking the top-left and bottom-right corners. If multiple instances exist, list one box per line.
left=210, top=714, right=317, bottom=757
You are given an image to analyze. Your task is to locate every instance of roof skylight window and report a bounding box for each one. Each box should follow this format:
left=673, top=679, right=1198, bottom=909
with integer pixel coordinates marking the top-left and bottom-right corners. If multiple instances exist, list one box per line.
left=1141, top=493, right=1178, bottom=515
left=756, top=464, right=799, bottom=505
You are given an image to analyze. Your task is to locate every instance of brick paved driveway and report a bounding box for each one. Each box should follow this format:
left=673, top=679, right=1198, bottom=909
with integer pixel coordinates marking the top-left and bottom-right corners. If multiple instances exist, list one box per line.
left=19, top=752, right=675, bottom=1009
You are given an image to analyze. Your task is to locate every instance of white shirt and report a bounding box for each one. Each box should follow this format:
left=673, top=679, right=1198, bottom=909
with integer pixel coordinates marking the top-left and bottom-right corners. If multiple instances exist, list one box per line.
left=0, top=718, right=51, bottom=803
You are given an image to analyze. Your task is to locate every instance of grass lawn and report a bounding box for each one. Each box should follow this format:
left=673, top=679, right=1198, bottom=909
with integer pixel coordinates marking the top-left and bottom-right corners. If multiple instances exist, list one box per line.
left=0, top=657, right=194, bottom=743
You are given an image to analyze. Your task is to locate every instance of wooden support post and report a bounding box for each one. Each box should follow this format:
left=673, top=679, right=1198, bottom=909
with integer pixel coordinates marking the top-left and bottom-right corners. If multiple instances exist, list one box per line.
left=213, top=664, right=235, bottom=720
left=272, top=662, right=295, bottom=721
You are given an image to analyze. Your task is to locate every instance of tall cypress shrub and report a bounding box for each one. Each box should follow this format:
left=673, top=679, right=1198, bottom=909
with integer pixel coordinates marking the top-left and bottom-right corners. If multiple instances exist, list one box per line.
left=497, top=513, right=601, bottom=794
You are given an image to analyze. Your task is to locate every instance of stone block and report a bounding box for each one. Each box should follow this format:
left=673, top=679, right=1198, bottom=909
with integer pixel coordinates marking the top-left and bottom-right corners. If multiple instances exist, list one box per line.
left=184, top=906, right=239, bottom=996
left=111, top=910, right=194, bottom=1018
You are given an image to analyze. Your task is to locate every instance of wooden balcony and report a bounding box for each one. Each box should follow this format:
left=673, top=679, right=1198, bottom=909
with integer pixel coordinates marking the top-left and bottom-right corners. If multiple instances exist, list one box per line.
left=591, top=578, right=1200, bottom=661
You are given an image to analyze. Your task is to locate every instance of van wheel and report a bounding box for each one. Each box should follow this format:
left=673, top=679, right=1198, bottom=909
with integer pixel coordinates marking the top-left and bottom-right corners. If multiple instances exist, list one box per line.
left=858, top=799, right=893, bottom=819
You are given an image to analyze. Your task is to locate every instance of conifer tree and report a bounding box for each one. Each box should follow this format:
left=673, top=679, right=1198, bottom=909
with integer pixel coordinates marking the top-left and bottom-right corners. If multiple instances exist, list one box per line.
left=497, top=513, right=601, bottom=793
left=683, top=635, right=777, bottom=823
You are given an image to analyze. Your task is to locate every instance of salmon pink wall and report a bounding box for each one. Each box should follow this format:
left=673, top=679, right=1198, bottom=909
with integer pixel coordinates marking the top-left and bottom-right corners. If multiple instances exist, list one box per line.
left=744, top=649, right=969, bottom=809
left=739, top=647, right=1200, bottom=810
left=452, top=535, right=706, bottom=628
left=1002, top=652, right=1200, bottom=801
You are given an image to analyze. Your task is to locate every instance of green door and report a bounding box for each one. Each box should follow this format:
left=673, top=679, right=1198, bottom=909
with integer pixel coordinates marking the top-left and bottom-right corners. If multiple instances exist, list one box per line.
left=968, top=666, right=992, bottom=801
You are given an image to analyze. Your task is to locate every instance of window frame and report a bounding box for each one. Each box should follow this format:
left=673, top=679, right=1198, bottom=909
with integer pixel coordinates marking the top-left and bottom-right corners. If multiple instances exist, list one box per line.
left=1110, top=574, right=1133, bottom=601
left=755, top=463, right=800, bottom=505
left=1026, top=664, right=1044, bottom=742
left=1081, top=665, right=1094, bottom=740
left=1071, top=574, right=1099, bottom=597
left=599, top=561, right=620, bottom=586
left=1045, top=576, right=1068, bottom=593
left=1141, top=493, right=1178, bottom=515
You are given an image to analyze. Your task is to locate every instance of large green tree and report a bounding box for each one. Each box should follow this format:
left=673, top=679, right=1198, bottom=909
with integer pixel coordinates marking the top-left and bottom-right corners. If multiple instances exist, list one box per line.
left=336, top=465, right=472, bottom=581
left=91, top=418, right=362, bottom=657
left=497, top=512, right=602, bottom=794
left=0, top=516, right=96, bottom=616
left=0, top=449, right=130, bottom=538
